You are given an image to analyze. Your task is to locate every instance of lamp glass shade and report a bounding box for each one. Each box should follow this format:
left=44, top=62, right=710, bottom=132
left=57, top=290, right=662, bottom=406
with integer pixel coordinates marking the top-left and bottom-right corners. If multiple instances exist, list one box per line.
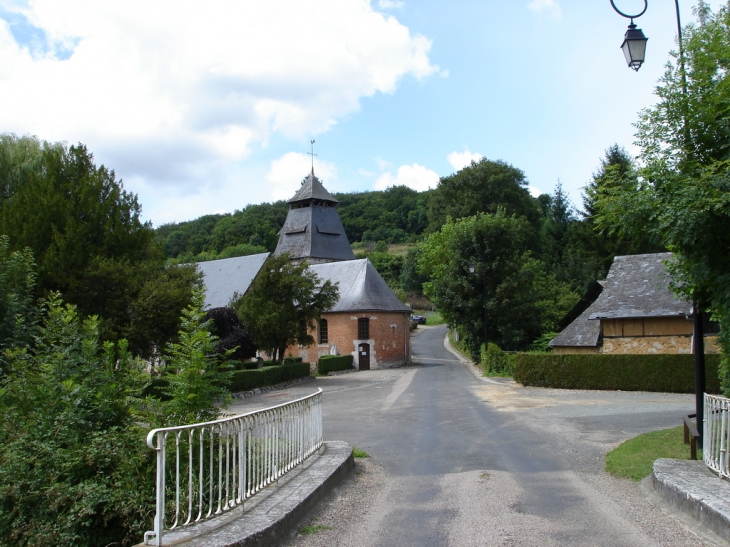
left=469, top=262, right=475, bottom=274
left=620, top=26, right=648, bottom=71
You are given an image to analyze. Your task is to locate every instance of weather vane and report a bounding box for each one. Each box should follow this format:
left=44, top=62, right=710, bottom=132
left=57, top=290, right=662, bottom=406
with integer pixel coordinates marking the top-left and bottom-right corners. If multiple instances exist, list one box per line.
left=308, top=140, right=317, bottom=176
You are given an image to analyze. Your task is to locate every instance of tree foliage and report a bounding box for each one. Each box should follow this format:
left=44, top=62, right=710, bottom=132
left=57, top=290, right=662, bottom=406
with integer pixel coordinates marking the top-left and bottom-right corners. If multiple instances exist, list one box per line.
left=0, top=288, right=231, bottom=546
left=232, top=254, right=339, bottom=363
left=0, top=293, right=151, bottom=547
left=594, top=2, right=730, bottom=393
left=418, top=211, right=577, bottom=356
left=0, top=134, right=200, bottom=358
left=426, top=158, right=540, bottom=233
left=0, top=236, right=38, bottom=369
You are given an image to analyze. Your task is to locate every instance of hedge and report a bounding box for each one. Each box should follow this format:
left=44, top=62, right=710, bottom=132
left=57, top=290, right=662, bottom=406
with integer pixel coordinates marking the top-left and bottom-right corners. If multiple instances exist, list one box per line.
left=513, top=353, right=722, bottom=394
left=318, top=354, right=354, bottom=375
left=230, top=362, right=310, bottom=392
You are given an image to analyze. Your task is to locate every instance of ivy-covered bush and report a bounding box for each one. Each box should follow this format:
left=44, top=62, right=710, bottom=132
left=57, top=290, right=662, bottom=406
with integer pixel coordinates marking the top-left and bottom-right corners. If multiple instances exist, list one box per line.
left=479, top=343, right=513, bottom=376
left=0, top=288, right=232, bottom=547
left=318, top=354, right=354, bottom=375
left=513, top=353, right=722, bottom=393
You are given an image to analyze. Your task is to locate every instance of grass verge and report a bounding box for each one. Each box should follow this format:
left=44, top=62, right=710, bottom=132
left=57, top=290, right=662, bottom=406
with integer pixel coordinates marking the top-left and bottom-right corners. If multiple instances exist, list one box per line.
left=605, top=426, right=699, bottom=481
left=425, top=311, right=444, bottom=325
left=447, top=331, right=471, bottom=360
left=352, top=447, right=370, bottom=458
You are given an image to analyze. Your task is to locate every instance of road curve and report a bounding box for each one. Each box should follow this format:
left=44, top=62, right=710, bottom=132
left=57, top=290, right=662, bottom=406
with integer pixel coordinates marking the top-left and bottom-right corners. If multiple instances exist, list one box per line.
left=255, top=324, right=717, bottom=546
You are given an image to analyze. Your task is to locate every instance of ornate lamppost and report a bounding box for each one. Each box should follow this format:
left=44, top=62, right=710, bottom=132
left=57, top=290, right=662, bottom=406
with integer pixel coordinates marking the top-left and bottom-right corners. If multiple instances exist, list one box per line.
left=609, top=0, right=705, bottom=448
left=610, top=0, right=649, bottom=70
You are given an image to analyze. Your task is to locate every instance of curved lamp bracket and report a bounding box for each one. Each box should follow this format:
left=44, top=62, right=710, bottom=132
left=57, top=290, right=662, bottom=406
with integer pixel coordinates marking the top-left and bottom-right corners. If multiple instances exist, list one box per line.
left=610, top=0, right=648, bottom=22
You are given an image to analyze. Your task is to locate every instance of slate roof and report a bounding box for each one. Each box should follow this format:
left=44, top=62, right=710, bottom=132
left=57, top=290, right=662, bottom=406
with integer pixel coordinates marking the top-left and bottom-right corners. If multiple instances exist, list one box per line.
left=196, top=253, right=270, bottom=309
left=311, top=259, right=411, bottom=313
left=288, top=173, right=338, bottom=204
left=549, top=301, right=603, bottom=347
left=587, top=253, right=691, bottom=320
left=197, top=256, right=409, bottom=314
left=274, top=205, right=356, bottom=261
left=550, top=253, right=690, bottom=348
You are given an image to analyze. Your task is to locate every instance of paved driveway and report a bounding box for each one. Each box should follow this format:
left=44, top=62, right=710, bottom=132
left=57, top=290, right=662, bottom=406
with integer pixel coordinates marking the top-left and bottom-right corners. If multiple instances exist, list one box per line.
left=228, top=325, right=719, bottom=546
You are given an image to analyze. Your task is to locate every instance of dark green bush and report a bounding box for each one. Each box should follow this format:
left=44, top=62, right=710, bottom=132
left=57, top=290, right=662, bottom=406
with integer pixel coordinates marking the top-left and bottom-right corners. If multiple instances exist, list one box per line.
left=284, top=356, right=304, bottom=364
left=479, top=343, right=513, bottom=375
left=513, top=353, right=722, bottom=393
left=318, top=355, right=354, bottom=375
left=230, top=362, right=310, bottom=392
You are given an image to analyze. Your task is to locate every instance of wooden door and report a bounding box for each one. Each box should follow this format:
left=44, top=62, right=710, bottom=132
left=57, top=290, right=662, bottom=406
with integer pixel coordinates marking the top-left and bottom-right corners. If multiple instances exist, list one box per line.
left=358, top=343, right=370, bottom=370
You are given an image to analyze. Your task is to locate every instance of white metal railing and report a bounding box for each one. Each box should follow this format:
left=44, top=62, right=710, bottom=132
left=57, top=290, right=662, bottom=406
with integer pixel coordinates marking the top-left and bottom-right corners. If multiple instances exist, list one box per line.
left=704, top=393, right=730, bottom=478
left=143, top=388, right=323, bottom=546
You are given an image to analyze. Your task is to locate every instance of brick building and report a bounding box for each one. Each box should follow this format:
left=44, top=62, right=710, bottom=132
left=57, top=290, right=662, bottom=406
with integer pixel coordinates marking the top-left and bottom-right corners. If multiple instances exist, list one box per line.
left=550, top=253, right=719, bottom=355
left=197, top=171, right=411, bottom=369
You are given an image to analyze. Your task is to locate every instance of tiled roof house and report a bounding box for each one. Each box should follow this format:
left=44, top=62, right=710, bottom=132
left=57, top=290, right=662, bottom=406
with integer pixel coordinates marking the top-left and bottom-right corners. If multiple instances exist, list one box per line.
left=550, top=253, right=719, bottom=355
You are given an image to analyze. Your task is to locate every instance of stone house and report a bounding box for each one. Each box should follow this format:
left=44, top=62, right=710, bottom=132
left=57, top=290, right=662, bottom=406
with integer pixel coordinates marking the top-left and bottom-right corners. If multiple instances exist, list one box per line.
left=550, top=253, right=720, bottom=355
left=197, top=171, right=411, bottom=369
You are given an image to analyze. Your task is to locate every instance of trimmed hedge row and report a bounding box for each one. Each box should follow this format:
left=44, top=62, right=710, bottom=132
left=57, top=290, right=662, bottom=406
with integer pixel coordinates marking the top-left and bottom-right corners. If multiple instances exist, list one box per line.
left=238, top=356, right=304, bottom=370
left=230, top=362, right=310, bottom=392
left=513, top=353, right=722, bottom=394
left=318, top=355, right=354, bottom=375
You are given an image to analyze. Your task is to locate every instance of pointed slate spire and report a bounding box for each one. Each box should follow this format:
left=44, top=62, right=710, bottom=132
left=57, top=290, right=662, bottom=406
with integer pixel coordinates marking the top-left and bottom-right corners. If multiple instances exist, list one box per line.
left=288, top=173, right=338, bottom=206
left=274, top=173, right=354, bottom=264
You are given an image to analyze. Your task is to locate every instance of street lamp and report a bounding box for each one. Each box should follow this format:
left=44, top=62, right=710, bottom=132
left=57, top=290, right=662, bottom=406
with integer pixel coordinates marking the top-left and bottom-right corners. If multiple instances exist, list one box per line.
left=608, top=0, right=705, bottom=448
left=610, top=0, right=648, bottom=70
left=467, top=256, right=488, bottom=350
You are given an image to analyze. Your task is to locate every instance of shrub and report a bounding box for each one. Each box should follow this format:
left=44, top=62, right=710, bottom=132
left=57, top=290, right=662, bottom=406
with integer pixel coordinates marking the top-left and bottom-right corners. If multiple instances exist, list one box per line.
left=480, top=343, right=513, bottom=376
left=230, top=362, right=310, bottom=392
left=513, top=353, right=722, bottom=393
left=318, top=355, right=354, bottom=375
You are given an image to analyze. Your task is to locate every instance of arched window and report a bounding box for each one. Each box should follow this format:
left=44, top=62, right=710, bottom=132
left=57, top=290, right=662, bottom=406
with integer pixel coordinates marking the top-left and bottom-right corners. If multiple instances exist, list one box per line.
left=319, top=318, right=328, bottom=344
left=358, top=317, right=370, bottom=340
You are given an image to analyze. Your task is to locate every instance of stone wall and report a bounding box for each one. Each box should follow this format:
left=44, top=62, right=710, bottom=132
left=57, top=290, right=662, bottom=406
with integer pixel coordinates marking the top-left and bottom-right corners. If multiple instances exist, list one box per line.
left=599, top=317, right=721, bottom=354
left=601, top=335, right=692, bottom=354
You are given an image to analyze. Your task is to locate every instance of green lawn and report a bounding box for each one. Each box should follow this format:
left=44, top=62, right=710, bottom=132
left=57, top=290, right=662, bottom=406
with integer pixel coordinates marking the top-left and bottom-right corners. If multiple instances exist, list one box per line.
left=424, top=311, right=444, bottom=325
left=605, top=426, right=699, bottom=481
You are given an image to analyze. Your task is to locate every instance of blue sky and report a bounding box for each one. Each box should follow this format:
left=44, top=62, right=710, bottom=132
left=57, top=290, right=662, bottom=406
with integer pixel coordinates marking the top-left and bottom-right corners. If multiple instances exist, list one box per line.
left=0, top=0, right=724, bottom=226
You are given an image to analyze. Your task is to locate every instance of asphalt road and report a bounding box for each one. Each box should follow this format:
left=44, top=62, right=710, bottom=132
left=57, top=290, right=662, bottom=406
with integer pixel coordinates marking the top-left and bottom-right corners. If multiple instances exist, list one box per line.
left=229, top=325, right=717, bottom=546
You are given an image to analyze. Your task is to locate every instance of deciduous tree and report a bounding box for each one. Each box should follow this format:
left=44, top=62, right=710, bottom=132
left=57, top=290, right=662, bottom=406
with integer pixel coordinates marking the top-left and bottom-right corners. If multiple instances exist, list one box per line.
left=418, top=211, right=576, bottom=357
left=232, top=253, right=339, bottom=364
left=426, top=158, right=540, bottom=233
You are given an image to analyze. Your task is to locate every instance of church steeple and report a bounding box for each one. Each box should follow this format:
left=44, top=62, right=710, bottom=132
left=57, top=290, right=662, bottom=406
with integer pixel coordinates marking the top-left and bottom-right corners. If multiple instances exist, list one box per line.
left=274, top=173, right=355, bottom=264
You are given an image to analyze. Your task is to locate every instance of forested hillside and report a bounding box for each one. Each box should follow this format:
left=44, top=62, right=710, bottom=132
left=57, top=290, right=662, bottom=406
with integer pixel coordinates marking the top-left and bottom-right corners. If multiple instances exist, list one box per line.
left=155, top=153, right=665, bottom=356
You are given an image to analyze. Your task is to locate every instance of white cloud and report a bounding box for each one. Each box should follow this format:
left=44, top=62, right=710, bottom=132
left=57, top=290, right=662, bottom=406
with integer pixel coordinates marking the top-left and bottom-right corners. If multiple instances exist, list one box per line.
left=374, top=163, right=439, bottom=192
left=267, top=152, right=338, bottom=201
left=378, top=0, right=404, bottom=9
left=527, top=0, right=562, bottom=18
left=447, top=150, right=483, bottom=172
left=528, top=186, right=545, bottom=198
left=0, top=0, right=437, bottom=201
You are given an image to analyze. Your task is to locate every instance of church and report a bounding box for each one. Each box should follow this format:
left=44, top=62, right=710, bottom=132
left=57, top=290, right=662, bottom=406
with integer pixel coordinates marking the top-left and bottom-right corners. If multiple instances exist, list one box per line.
left=197, top=171, right=412, bottom=369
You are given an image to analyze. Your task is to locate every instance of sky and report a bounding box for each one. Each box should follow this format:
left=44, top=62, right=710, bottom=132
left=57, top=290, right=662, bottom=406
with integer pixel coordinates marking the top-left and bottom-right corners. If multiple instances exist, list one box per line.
left=0, top=0, right=725, bottom=226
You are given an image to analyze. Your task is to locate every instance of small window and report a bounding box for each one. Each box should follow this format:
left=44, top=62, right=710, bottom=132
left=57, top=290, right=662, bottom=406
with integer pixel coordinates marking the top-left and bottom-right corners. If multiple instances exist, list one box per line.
left=358, top=318, right=370, bottom=340
left=319, top=318, right=328, bottom=344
